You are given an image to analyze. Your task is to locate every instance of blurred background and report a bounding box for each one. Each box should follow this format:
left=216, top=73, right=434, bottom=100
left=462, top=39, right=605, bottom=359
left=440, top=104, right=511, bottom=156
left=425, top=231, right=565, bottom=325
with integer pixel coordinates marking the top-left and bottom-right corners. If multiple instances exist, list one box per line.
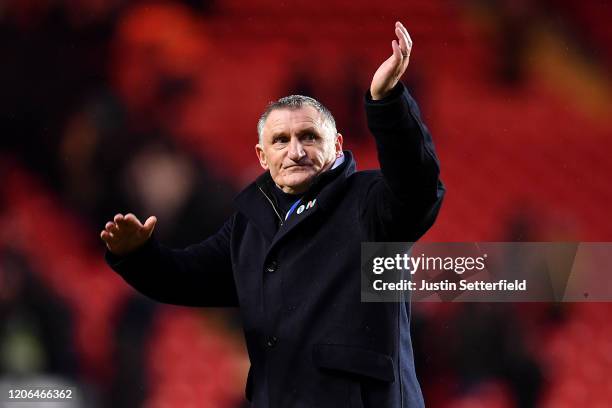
left=1, top=0, right=611, bottom=407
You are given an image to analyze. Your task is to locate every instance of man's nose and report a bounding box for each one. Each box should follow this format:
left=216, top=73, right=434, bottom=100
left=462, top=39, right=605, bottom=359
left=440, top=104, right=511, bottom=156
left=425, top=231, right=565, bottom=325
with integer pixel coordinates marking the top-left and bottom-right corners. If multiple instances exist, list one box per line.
left=287, top=137, right=306, bottom=161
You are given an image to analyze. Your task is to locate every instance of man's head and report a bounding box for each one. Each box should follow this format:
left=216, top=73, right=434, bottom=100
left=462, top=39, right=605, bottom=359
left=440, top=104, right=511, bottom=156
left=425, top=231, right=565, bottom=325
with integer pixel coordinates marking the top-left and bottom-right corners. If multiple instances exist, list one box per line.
left=256, top=95, right=343, bottom=194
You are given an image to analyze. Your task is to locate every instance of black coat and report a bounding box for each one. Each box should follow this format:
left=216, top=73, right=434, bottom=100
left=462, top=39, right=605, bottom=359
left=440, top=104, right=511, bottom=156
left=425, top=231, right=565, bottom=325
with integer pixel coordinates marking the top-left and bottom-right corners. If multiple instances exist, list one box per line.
left=106, top=83, right=445, bottom=407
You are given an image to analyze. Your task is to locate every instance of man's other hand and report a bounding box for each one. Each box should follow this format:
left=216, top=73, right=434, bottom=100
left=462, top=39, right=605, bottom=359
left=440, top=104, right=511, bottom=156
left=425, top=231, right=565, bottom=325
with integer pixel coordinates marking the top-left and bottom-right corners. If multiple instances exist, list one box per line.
left=100, top=213, right=157, bottom=256
left=370, top=21, right=412, bottom=100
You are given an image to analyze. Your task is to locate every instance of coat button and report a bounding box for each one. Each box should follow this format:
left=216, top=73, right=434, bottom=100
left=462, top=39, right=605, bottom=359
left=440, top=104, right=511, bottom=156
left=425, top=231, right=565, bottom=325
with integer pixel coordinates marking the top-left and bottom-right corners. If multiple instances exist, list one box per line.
left=266, top=336, right=278, bottom=348
left=265, top=260, right=278, bottom=273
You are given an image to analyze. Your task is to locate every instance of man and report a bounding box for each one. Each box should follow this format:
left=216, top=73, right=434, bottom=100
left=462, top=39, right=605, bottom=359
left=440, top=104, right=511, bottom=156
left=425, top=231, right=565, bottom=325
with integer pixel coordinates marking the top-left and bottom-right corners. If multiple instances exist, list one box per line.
left=102, top=22, right=444, bottom=408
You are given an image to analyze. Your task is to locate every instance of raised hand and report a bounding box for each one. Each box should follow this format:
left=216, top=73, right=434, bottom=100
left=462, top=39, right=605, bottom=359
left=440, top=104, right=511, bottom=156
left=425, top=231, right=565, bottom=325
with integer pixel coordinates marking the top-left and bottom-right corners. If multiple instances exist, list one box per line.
left=100, top=213, right=157, bottom=256
left=370, top=21, right=413, bottom=100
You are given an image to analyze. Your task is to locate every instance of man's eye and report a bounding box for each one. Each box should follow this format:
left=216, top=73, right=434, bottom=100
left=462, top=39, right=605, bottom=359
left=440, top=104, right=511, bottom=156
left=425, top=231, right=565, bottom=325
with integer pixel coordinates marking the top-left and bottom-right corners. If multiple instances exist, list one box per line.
left=304, top=133, right=316, bottom=141
left=273, top=137, right=288, bottom=144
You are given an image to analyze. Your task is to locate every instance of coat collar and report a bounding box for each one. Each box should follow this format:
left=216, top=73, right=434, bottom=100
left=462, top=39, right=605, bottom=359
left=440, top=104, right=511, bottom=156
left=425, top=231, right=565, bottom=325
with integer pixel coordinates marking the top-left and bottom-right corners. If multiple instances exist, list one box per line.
left=234, top=151, right=356, bottom=242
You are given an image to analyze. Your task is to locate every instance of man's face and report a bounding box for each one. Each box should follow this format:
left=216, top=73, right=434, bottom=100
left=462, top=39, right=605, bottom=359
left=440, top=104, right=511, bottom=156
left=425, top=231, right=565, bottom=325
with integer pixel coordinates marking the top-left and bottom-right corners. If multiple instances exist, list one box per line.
left=256, top=106, right=343, bottom=194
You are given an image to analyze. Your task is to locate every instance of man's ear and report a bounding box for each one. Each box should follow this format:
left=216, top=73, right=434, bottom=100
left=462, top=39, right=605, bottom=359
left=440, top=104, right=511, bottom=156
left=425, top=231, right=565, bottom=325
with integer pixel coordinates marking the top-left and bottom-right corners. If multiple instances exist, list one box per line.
left=335, top=133, right=344, bottom=157
left=255, top=144, right=269, bottom=170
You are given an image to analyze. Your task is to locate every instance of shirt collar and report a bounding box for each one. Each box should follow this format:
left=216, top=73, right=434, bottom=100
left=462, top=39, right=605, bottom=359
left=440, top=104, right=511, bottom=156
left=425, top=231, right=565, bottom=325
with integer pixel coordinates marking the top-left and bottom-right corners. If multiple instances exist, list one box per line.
left=331, top=153, right=345, bottom=170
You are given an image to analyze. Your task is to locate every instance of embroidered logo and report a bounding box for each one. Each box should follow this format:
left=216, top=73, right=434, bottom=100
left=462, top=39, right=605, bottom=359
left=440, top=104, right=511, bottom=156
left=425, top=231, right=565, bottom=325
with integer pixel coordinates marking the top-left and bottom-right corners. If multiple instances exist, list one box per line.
left=296, top=199, right=317, bottom=215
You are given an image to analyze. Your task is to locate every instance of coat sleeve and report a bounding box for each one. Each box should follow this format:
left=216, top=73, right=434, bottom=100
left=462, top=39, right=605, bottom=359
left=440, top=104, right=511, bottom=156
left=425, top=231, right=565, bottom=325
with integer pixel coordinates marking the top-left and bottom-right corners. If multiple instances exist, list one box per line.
left=105, top=215, right=238, bottom=307
left=361, top=82, right=445, bottom=241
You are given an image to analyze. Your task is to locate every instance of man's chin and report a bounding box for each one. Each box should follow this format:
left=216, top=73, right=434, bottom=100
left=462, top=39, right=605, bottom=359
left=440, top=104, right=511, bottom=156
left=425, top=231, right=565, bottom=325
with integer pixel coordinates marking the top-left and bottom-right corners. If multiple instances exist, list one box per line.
left=280, top=174, right=315, bottom=193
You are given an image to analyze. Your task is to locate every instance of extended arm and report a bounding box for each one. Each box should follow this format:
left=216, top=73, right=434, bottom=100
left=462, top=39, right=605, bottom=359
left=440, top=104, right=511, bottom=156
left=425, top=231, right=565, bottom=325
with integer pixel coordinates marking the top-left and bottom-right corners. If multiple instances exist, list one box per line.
left=362, top=22, right=445, bottom=241
left=103, top=214, right=238, bottom=307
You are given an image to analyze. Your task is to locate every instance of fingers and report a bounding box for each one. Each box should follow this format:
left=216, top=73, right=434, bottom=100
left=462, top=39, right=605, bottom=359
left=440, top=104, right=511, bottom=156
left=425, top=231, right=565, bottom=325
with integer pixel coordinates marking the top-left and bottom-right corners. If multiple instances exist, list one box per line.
left=100, top=229, right=112, bottom=242
left=395, top=27, right=409, bottom=57
left=100, top=212, right=143, bottom=243
left=113, top=213, right=143, bottom=234
left=396, top=22, right=412, bottom=47
left=107, top=213, right=128, bottom=234
left=395, top=21, right=412, bottom=59
left=101, top=219, right=120, bottom=244
left=391, top=39, right=402, bottom=62
left=105, top=221, right=118, bottom=234
left=100, top=227, right=120, bottom=248
left=143, top=216, right=157, bottom=234
left=123, top=213, right=142, bottom=226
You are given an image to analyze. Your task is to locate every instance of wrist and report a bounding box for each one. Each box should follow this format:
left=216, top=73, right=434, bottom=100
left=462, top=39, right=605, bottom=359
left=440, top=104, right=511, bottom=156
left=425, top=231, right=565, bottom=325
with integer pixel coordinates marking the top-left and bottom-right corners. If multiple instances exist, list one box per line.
left=370, top=88, right=389, bottom=101
left=367, top=82, right=404, bottom=103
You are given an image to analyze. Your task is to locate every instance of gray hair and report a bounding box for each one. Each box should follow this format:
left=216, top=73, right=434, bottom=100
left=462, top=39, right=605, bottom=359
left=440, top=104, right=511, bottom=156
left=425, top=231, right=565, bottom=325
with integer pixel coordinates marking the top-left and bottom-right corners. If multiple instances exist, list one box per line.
left=257, top=95, right=337, bottom=144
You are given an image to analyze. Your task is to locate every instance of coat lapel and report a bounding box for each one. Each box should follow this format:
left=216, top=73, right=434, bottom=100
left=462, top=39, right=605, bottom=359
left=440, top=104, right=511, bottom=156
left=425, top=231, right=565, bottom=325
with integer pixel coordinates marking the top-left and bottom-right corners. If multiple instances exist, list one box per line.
left=234, top=151, right=356, bottom=250
left=268, top=152, right=356, bottom=251
left=234, top=177, right=279, bottom=242
left=268, top=197, right=321, bottom=249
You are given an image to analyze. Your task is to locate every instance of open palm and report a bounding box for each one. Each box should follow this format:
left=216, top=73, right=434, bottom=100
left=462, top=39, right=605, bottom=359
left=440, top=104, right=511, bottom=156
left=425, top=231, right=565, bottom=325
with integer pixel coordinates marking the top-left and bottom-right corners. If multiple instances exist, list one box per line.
left=100, top=213, right=157, bottom=256
left=370, top=22, right=413, bottom=100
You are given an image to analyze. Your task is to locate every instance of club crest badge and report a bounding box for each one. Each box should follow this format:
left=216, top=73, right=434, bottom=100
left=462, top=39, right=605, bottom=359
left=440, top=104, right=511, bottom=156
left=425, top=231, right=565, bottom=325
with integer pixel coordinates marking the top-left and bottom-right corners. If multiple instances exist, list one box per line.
left=296, top=199, right=317, bottom=215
